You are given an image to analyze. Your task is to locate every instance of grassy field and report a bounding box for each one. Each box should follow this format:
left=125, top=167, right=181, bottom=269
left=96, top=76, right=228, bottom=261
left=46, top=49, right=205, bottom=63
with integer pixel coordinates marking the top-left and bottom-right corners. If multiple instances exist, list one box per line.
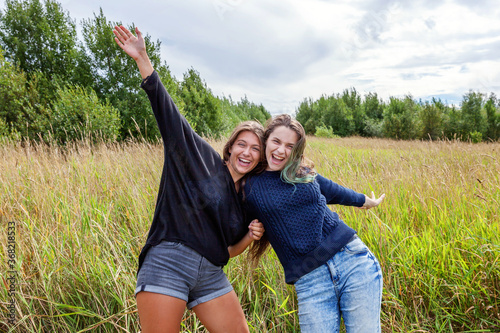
left=0, top=136, right=499, bottom=332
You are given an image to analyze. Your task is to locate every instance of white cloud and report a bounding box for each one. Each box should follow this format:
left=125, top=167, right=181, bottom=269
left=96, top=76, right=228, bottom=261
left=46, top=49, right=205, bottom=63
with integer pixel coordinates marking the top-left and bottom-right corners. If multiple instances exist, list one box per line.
left=1, top=0, right=499, bottom=114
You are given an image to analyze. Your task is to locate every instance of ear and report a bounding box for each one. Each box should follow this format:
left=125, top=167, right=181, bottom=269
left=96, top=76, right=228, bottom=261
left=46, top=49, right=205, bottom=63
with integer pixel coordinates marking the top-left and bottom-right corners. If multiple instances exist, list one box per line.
left=229, top=146, right=232, bottom=154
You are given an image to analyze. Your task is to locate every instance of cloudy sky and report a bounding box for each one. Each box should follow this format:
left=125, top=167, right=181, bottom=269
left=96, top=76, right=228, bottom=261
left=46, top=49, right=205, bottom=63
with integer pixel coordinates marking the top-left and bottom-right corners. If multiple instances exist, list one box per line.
left=6, top=0, right=500, bottom=114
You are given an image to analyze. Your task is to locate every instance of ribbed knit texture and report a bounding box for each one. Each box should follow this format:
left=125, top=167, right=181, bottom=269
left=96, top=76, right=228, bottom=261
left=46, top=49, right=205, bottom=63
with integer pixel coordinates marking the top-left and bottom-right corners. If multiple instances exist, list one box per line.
left=244, top=171, right=365, bottom=284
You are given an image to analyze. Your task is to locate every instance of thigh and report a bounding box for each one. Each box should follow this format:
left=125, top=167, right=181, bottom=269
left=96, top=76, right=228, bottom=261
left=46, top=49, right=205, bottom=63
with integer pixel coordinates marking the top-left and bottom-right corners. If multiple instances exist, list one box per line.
left=192, top=290, right=249, bottom=333
left=335, top=237, right=383, bottom=333
left=294, top=264, right=341, bottom=333
left=136, top=291, right=186, bottom=333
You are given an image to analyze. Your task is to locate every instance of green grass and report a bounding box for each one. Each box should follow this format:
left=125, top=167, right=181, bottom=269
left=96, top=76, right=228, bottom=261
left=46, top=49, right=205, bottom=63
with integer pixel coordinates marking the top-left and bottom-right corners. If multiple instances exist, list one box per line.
left=0, top=137, right=499, bottom=332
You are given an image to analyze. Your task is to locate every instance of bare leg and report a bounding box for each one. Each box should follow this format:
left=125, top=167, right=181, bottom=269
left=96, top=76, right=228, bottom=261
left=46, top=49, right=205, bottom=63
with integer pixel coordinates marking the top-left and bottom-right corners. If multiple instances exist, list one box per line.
left=136, top=291, right=186, bottom=333
left=192, top=290, right=249, bottom=333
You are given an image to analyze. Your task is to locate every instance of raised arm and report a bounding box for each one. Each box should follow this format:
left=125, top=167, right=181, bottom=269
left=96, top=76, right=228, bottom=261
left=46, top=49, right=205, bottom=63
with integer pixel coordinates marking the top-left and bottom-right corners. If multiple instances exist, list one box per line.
left=113, top=25, right=154, bottom=79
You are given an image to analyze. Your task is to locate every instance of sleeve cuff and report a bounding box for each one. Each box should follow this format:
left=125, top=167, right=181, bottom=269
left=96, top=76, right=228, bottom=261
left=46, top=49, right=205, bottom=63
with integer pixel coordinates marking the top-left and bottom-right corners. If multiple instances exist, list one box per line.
left=140, top=70, right=157, bottom=89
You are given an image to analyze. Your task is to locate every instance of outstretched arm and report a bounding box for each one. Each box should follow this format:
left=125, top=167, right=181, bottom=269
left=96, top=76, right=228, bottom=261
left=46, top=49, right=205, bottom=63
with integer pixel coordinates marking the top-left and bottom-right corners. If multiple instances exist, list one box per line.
left=228, top=220, right=265, bottom=258
left=113, top=25, right=154, bottom=79
left=361, top=191, right=385, bottom=209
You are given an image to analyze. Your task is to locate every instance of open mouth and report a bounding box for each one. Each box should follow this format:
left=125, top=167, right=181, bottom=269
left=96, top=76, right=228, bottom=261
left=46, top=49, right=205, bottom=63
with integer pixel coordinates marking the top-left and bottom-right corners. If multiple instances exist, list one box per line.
left=238, top=158, right=252, bottom=167
left=271, top=154, right=285, bottom=165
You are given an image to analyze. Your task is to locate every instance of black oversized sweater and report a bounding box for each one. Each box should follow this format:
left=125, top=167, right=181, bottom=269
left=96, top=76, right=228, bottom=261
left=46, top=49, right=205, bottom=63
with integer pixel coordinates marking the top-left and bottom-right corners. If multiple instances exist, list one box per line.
left=137, top=71, right=248, bottom=272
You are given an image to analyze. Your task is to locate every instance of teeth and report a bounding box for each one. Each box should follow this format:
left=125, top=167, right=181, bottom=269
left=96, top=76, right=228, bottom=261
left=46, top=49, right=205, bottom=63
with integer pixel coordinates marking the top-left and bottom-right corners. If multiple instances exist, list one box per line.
left=240, top=158, right=250, bottom=163
left=273, top=155, right=284, bottom=161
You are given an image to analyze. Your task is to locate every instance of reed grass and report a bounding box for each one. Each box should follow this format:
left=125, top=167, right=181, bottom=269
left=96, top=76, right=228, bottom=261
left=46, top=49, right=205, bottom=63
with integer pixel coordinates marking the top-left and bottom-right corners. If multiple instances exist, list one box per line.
left=0, top=136, right=498, bottom=332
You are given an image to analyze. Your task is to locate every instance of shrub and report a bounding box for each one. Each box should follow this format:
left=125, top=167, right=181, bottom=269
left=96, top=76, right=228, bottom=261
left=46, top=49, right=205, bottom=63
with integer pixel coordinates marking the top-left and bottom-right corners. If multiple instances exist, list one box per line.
left=315, top=125, right=338, bottom=138
left=50, top=85, right=120, bottom=144
left=469, top=131, right=482, bottom=143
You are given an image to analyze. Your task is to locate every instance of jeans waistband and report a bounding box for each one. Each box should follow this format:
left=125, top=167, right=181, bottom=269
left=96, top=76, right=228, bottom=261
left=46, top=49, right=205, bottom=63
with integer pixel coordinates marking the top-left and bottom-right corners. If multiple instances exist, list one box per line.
left=348, top=234, right=359, bottom=244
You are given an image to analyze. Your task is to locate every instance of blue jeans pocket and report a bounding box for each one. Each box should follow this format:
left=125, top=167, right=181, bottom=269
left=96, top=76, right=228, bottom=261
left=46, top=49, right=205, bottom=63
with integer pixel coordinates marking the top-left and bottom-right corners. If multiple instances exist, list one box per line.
left=343, top=237, right=369, bottom=255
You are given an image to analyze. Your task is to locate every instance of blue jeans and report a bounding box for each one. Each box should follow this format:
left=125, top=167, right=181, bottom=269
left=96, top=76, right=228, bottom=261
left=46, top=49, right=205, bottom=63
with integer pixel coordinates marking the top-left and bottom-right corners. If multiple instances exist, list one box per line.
left=294, top=236, right=383, bottom=333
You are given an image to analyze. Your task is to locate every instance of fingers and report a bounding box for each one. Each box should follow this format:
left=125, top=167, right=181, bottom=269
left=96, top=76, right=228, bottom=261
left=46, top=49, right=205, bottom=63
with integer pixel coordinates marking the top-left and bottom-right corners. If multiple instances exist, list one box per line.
left=248, top=220, right=265, bottom=240
left=113, top=26, right=127, bottom=46
left=113, top=25, right=135, bottom=43
left=135, top=26, right=142, bottom=39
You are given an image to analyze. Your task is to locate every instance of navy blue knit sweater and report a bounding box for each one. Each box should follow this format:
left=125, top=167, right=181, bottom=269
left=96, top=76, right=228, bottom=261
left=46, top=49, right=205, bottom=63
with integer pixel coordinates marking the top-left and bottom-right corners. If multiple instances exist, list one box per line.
left=244, top=171, right=366, bottom=284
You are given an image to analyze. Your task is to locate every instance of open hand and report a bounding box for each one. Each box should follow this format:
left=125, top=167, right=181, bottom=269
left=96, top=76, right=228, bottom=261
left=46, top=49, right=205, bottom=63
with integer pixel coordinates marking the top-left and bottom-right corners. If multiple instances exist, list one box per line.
left=361, top=191, right=385, bottom=209
left=113, top=25, right=146, bottom=61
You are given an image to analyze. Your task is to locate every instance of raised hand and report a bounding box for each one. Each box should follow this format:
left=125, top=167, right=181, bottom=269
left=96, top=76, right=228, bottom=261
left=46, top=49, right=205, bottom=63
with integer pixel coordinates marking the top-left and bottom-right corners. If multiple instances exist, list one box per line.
left=113, top=25, right=153, bottom=78
left=361, top=191, right=385, bottom=209
left=113, top=25, right=146, bottom=60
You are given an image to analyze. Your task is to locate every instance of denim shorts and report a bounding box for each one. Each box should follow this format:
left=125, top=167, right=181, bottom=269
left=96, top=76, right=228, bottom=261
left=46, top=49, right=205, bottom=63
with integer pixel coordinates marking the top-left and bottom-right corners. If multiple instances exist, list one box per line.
left=294, top=235, right=383, bottom=332
left=135, top=240, right=233, bottom=309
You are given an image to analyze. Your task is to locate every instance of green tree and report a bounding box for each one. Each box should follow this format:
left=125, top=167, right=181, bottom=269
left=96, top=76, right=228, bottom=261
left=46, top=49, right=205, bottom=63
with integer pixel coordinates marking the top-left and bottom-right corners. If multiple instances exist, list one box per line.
left=460, top=91, right=485, bottom=140
left=442, top=105, right=461, bottom=140
left=420, top=98, right=443, bottom=140
left=0, top=0, right=78, bottom=81
left=364, top=92, right=384, bottom=120
left=236, top=96, right=270, bottom=126
left=341, top=88, right=365, bottom=135
left=80, top=9, right=180, bottom=140
left=295, top=97, right=318, bottom=134
left=362, top=92, right=384, bottom=137
left=383, top=96, right=419, bottom=140
left=180, top=68, right=223, bottom=138
left=484, top=94, right=499, bottom=141
left=322, top=95, right=355, bottom=137
left=0, top=48, right=49, bottom=140
left=49, top=85, right=120, bottom=144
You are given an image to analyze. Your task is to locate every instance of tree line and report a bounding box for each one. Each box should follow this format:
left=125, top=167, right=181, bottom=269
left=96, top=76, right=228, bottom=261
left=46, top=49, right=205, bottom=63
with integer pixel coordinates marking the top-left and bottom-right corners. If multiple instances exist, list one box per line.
left=1, top=0, right=499, bottom=144
left=0, top=0, right=270, bottom=144
left=297, top=88, right=499, bottom=143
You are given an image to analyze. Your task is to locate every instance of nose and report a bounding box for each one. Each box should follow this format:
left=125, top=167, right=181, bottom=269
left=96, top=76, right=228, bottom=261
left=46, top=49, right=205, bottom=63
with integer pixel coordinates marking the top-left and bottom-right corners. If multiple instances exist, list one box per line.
left=242, top=147, right=251, bottom=157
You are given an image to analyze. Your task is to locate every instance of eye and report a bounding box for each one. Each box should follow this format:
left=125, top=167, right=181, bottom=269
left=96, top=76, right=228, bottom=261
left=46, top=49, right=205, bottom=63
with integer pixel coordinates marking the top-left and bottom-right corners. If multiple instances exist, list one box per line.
left=273, top=139, right=280, bottom=144
left=238, top=142, right=245, bottom=147
left=252, top=147, right=260, bottom=152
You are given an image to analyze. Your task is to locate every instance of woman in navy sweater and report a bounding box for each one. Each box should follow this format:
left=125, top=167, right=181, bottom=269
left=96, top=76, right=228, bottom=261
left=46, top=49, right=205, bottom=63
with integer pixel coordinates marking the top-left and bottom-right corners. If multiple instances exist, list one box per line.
left=244, top=114, right=385, bottom=332
left=114, top=25, right=265, bottom=332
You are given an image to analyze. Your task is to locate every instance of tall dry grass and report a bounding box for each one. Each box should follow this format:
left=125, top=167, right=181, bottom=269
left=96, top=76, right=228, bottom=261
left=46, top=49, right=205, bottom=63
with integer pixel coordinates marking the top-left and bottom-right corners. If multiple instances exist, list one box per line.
left=0, top=137, right=499, bottom=332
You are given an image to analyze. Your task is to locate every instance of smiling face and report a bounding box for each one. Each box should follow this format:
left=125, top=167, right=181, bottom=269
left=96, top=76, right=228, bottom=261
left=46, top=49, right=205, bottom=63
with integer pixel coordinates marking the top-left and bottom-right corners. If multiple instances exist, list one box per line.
left=265, top=126, right=299, bottom=171
left=227, top=130, right=262, bottom=182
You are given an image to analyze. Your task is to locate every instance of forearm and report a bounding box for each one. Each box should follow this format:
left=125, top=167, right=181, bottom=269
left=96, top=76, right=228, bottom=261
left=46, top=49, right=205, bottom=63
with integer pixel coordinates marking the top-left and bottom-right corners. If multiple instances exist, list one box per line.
left=135, top=52, right=154, bottom=79
left=228, top=233, right=253, bottom=258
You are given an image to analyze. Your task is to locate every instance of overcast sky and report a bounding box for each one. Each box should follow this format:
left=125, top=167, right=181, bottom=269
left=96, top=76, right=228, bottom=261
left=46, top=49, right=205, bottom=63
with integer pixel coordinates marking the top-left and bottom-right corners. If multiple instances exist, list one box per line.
left=6, top=0, right=500, bottom=115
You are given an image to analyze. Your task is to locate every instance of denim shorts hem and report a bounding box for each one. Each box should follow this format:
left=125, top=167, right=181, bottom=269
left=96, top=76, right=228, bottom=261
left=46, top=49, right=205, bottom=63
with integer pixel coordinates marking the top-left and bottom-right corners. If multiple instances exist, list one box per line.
left=134, top=284, right=188, bottom=303
left=186, top=285, right=234, bottom=309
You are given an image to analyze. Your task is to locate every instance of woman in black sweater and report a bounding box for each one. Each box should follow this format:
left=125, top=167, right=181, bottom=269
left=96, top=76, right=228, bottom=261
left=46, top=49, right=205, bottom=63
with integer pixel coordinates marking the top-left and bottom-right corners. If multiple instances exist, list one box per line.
left=114, top=25, right=264, bottom=333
